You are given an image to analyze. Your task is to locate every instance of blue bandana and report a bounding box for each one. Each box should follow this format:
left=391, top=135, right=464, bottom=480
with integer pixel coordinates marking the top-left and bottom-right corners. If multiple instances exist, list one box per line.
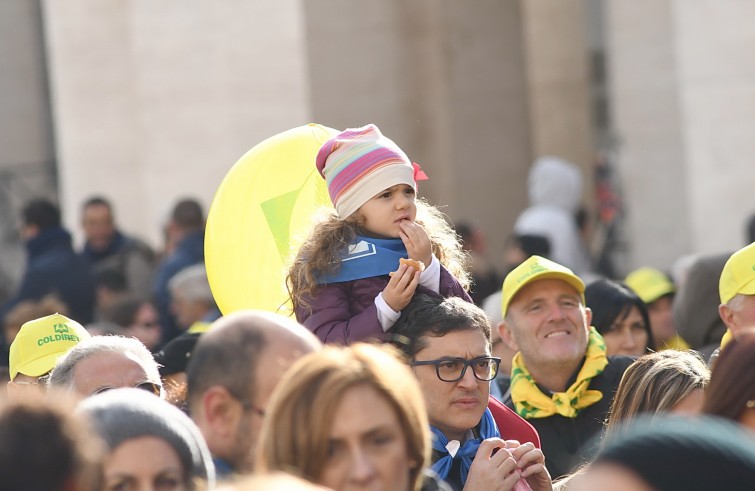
left=430, top=408, right=500, bottom=483
left=316, top=235, right=408, bottom=284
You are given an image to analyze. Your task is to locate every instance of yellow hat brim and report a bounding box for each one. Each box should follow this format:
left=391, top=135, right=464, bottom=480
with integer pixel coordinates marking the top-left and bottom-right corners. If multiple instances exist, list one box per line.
left=11, top=352, right=64, bottom=381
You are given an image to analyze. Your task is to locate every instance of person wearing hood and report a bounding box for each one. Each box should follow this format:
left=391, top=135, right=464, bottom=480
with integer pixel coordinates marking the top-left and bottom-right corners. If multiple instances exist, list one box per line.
left=514, top=157, right=592, bottom=276
left=0, top=199, right=95, bottom=327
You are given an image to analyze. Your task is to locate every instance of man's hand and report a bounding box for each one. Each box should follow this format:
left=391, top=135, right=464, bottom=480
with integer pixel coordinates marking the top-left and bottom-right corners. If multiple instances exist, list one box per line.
left=399, top=221, right=432, bottom=267
left=382, top=262, right=420, bottom=312
left=462, top=438, right=522, bottom=491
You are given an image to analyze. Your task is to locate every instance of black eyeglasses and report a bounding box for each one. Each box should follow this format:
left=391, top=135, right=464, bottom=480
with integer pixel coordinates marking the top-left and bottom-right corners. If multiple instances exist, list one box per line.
left=93, top=381, right=162, bottom=397
left=410, top=356, right=501, bottom=382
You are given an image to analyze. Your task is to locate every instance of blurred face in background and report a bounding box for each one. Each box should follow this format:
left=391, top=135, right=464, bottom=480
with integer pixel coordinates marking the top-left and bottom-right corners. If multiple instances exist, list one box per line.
left=647, top=295, right=675, bottom=344
left=128, top=303, right=162, bottom=351
left=601, top=306, right=649, bottom=357
left=82, top=203, right=115, bottom=251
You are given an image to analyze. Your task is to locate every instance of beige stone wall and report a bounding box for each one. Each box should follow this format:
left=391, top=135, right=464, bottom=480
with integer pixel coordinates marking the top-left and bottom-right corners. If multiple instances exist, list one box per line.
left=605, top=0, right=691, bottom=270
left=674, top=0, right=755, bottom=253
left=606, top=0, right=755, bottom=271
left=304, top=1, right=540, bottom=271
left=520, top=0, right=594, bottom=175
left=38, top=0, right=597, bottom=275
left=42, top=0, right=312, bottom=247
left=0, top=0, right=53, bottom=171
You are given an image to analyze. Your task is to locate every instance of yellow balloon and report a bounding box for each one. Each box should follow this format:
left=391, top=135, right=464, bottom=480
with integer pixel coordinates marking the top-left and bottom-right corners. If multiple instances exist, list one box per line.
left=205, top=123, right=338, bottom=315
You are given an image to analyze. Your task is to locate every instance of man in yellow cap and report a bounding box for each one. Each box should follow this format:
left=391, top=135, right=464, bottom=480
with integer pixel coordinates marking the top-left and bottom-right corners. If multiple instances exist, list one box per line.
left=498, top=255, right=632, bottom=479
left=624, top=267, right=690, bottom=350
left=718, top=242, right=755, bottom=343
left=7, top=313, right=90, bottom=398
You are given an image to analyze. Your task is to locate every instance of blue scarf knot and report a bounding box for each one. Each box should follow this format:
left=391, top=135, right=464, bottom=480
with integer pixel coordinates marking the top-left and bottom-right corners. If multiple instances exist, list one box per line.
left=430, top=408, right=500, bottom=483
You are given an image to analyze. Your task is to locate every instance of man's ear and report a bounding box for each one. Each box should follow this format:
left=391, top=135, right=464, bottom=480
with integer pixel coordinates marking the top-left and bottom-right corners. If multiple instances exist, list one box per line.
left=201, top=386, right=240, bottom=439
left=498, top=321, right=519, bottom=351
left=719, top=303, right=735, bottom=331
left=583, top=306, right=593, bottom=330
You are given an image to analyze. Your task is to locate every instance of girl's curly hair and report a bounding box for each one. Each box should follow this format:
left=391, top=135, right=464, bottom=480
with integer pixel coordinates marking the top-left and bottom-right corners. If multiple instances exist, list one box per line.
left=286, top=199, right=470, bottom=312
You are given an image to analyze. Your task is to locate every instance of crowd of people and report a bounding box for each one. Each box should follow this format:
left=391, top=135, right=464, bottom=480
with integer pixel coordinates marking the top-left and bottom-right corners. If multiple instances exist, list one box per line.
left=1, top=123, right=755, bottom=491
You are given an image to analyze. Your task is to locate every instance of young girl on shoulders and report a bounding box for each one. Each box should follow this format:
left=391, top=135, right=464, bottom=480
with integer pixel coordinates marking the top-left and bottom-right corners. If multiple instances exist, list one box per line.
left=287, top=124, right=471, bottom=344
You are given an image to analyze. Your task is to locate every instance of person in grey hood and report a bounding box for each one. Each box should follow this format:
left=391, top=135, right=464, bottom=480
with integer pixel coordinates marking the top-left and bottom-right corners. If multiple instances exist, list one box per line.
left=514, top=156, right=592, bottom=276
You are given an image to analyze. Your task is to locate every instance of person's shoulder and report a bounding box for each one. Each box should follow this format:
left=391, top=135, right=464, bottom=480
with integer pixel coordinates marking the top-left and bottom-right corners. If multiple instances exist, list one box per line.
left=122, top=236, right=156, bottom=259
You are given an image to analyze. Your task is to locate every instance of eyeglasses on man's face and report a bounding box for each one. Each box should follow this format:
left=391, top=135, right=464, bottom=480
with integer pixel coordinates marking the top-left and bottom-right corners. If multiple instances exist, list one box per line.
left=92, top=381, right=162, bottom=397
left=410, top=356, right=501, bottom=382
left=225, top=387, right=266, bottom=417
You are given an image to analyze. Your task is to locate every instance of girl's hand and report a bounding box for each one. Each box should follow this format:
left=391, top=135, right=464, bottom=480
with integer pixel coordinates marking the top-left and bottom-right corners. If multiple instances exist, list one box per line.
left=382, top=262, right=421, bottom=312
left=399, top=221, right=432, bottom=267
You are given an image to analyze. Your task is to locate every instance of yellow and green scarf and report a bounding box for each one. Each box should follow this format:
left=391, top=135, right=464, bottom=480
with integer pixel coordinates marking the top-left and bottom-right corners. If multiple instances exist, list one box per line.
left=510, top=326, right=608, bottom=419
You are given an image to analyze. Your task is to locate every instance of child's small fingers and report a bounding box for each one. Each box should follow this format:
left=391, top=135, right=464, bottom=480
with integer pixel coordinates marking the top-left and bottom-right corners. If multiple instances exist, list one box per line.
left=388, top=264, right=407, bottom=284
left=404, top=270, right=421, bottom=293
left=397, top=267, right=416, bottom=288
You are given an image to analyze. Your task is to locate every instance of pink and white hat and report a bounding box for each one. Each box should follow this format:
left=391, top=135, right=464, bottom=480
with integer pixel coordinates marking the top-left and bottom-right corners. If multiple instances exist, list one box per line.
left=316, top=124, right=427, bottom=219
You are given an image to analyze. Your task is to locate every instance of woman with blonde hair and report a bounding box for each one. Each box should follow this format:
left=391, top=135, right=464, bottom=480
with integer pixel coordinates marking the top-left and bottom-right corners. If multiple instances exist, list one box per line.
left=257, top=343, right=433, bottom=491
left=605, top=350, right=709, bottom=435
left=554, top=350, right=709, bottom=491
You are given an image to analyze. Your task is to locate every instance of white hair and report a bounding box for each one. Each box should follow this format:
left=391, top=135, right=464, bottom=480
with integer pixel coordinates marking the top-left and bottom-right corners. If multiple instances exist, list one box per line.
left=48, top=335, right=161, bottom=393
left=168, top=264, right=214, bottom=304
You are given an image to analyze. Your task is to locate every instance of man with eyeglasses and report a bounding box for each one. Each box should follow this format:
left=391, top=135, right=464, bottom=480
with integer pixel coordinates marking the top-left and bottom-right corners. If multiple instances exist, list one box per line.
left=498, top=256, right=633, bottom=479
left=7, top=313, right=91, bottom=398
left=47, top=335, right=163, bottom=398
left=392, top=295, right=550, bottom=491
left=186, top=310, right=321, bottom=479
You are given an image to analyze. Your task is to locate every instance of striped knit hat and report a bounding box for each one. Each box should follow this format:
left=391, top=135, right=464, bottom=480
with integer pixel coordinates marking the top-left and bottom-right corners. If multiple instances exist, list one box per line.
left=316, top=124, right=424, bottom=219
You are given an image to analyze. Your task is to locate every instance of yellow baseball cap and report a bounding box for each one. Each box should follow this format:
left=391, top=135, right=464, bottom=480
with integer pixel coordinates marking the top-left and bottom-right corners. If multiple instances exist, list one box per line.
left=501, top=255, right=585, bottom=318
left=9, top=313, right=91, bottom=381
left=719, top=242, right=755, bottom=304
left=624, top=267, right=675, bottom=304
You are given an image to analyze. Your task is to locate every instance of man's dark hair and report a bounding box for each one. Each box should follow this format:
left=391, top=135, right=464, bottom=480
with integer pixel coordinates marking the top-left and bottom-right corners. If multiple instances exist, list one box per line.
left=21, top=199, right=60, bottom=229
left=186, top=321, right=267, bottom=406
left=391, top=294, right=491, bottom=359
left=171, top=198, right=204, bottom=230
left=82, top=196, right=112, bottom=210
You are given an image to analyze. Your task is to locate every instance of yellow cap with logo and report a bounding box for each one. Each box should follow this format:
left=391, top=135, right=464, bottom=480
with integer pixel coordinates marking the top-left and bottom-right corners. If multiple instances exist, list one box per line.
left=625, top=267, right=675, bottom=304
left=9, top=313, right=91, bottom=381
left=719, top=242, right=755, bottom=305
left=501, top=255, right=585, bottom=318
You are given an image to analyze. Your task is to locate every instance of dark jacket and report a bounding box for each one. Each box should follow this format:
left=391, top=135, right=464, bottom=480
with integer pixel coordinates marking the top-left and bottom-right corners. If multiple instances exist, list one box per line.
left=295, top=265, right=471, bottom=344
left=503, top=356, right=634, bottom=480
left=152, top=231, right=205, bottom=342
left=1, top=227, right=95, bottom=324
left=81, top=229, right=156, bottom=296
